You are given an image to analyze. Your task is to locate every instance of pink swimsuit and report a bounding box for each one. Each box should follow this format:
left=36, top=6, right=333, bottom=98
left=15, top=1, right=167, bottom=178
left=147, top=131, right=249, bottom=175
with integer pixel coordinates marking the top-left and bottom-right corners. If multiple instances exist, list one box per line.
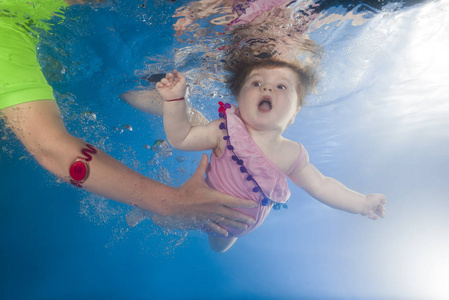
left=206, top=103, right=306, bottom=237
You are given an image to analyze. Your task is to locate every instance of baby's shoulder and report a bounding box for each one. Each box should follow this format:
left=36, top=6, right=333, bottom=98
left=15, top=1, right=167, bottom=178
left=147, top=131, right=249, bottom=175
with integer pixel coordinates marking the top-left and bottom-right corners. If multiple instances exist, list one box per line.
left=273, top=138, right=304, bottom=173
left=281, top=138, right=302, bottom=155
left=281, top=139, right=310, bottom=175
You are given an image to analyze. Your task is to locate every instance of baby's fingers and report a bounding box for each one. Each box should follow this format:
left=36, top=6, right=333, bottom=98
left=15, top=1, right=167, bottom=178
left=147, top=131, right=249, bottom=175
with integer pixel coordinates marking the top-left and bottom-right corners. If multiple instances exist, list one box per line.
left=159, top=77, right=173, bottom=87
left=374, top=204, right=386, bottom=218
left=173, top=69, right=184, bottom=79
left=156, top=81, right=166, bottom=89
left=368, top=212, right=379, bottom=220
left=366, top=204, right=386, bottom=220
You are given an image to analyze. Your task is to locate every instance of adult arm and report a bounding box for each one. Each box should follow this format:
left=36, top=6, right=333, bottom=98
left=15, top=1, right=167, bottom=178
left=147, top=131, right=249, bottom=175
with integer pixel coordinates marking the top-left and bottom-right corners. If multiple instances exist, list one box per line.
left=63, top=0, right=106, bottom=5
left=1, top=100, right=256, bottom=235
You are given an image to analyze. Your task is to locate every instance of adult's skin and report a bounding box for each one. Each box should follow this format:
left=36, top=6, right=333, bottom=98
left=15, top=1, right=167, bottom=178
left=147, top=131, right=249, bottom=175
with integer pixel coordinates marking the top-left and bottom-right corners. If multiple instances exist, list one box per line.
left=0, top=0, right=256, bottom=236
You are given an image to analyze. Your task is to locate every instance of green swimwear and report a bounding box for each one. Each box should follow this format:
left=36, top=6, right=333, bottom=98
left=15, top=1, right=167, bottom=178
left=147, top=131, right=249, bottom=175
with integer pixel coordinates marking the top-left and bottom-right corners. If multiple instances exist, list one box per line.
left=0, top=0, right=67, bottom=110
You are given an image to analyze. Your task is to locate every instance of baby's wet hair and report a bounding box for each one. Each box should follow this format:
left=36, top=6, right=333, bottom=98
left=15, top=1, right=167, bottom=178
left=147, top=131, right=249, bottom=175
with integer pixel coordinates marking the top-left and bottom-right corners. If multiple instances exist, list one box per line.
left=222, top=21, right=322, bottom=105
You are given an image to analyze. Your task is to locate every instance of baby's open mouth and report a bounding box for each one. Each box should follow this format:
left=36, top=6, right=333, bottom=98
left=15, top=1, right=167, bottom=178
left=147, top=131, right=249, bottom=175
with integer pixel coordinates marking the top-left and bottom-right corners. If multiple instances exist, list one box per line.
left=258, top=97, right=272, bottom=112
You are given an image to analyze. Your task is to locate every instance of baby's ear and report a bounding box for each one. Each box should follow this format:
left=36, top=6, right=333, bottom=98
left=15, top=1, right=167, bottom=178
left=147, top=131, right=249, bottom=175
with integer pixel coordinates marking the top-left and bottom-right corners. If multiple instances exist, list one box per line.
left=289, top=106, right=301, bottom=125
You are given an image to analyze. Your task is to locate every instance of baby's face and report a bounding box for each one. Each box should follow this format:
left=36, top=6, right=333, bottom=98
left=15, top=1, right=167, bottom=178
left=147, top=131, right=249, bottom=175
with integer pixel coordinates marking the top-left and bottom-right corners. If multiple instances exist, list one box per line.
left=237, top=66, right=301, bottom=132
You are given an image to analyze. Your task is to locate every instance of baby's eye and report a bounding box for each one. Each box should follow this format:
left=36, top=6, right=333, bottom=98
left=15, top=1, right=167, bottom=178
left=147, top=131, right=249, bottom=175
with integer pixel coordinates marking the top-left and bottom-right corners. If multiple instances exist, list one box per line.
left=277, top=85, right=286, bottom=90
left=252, top=81, right=261, bottom=87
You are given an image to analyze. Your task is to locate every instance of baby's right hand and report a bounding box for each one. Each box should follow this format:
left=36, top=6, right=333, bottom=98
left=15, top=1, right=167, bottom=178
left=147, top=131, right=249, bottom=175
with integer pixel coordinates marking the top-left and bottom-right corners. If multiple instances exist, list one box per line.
left=156, top=70, right=187, bottom=101
left=362, top=193, right=386, bottom=220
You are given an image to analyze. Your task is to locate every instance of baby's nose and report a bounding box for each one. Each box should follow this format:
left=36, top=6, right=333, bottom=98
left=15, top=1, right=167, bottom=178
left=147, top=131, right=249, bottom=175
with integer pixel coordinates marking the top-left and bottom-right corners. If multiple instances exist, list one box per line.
left=263, top=86, right=272, bottom=92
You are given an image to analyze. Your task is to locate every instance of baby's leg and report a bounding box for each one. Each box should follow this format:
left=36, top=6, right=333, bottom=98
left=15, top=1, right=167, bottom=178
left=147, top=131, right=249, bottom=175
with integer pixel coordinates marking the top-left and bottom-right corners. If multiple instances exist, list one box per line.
left=120, top=90, right=164, bottom=116
left=119, top=89, right=209, bottom=125
left=209, top=235, right=238, bottom=253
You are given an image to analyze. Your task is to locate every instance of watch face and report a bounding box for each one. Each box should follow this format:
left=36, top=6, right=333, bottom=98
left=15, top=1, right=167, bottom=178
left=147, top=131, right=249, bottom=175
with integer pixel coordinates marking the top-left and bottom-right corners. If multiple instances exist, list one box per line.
left=69, top=159, right=89, bottom=182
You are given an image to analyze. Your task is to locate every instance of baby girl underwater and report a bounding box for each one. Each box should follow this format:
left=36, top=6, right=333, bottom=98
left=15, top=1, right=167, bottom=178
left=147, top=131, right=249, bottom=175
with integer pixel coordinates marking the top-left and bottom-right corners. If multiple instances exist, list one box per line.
left=156, top=59, right=386, bottom=253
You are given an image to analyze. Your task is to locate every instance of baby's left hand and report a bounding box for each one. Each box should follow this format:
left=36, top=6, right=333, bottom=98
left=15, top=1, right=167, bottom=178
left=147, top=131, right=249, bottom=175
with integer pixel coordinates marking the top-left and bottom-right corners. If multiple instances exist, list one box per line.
left=362, top=193, right=386, bottom=220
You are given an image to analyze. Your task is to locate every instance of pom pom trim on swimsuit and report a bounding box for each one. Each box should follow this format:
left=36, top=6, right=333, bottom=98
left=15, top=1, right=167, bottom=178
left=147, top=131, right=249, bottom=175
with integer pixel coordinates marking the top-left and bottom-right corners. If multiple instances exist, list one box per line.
left=217, top=101, right=288, bottom=210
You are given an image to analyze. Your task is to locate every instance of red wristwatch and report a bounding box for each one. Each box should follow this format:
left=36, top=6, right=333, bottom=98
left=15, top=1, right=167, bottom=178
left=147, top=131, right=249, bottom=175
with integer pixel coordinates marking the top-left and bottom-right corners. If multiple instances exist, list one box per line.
left=69, top=158, right=90, bottom=188
left=69, top=144, right=97, bottom=188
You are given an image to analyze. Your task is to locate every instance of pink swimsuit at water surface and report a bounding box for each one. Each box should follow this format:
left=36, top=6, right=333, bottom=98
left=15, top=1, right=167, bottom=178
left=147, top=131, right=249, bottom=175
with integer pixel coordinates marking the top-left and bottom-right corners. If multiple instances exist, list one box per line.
left=205, top=102, right=306, bottom=237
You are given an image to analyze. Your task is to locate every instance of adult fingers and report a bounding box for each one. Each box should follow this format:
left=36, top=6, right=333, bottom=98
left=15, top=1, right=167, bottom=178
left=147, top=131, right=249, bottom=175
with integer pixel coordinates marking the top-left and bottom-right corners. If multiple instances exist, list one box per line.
left=203, top=181, right=258, bottom=209
left=208, top=214, right=248, bottom=230
left=222, top=195, right=258, bottom=209
left=217, top=218, right=249, bottom=230
left=214, top=205, right=256, bottom=225
left=190, top=154, right=256, bottom=210
left=202, top=220, right=228, bottom=237
left=189, top=154, right=256, bottom=225
left=190, top=153, right=209, bottom=183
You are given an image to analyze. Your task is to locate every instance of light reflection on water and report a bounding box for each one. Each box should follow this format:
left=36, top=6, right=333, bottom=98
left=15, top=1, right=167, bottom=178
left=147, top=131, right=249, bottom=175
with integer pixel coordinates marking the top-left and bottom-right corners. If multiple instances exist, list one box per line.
left=287, top=1, right=449, bottom=298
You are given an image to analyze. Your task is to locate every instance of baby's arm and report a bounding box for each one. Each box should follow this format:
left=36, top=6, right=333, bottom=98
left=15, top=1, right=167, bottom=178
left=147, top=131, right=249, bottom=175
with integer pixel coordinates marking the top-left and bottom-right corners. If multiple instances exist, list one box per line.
left=289, top=151, right=386, bottom=220
left=156, top=70, right=221, bottom=151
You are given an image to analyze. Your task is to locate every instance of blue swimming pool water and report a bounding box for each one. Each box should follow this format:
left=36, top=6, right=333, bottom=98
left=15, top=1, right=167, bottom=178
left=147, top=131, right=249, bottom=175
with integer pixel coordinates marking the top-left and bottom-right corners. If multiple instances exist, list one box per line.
left=1, top=0, right=449, bottom=299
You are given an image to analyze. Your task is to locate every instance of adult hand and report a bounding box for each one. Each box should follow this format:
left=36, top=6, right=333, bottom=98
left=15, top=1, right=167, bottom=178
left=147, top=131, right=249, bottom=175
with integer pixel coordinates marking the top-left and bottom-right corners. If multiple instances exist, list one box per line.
left=166, top=154, right=257, bottom=236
